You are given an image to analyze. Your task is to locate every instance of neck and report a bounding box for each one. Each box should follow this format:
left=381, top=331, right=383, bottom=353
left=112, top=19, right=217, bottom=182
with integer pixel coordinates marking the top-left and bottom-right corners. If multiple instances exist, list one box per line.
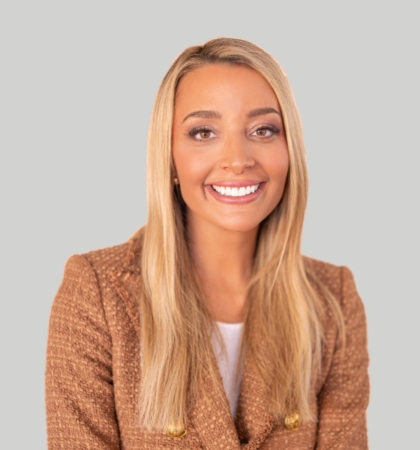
left=187, top=215, right=258, bottom=323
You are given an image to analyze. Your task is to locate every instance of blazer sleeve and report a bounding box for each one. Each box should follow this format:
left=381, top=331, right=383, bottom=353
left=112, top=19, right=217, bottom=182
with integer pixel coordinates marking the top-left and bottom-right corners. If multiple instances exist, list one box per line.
left=316, top=266, right=370, bottom=449
left=45, top=254, right=121, bottom=449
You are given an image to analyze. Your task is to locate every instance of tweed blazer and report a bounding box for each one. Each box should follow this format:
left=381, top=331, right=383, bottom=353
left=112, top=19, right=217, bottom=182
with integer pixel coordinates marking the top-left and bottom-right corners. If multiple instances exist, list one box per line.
left=45, top=229, right=370, bottom=449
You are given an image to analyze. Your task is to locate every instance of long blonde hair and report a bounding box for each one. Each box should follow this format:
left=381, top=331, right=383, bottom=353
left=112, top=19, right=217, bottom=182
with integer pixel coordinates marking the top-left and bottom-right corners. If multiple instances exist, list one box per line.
left=140, top=37, right=344, bottom=431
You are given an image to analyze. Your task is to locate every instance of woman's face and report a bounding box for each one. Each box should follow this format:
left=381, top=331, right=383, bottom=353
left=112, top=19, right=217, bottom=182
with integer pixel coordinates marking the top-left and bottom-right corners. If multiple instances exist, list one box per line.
left=172, top=64, right=289, bottom=234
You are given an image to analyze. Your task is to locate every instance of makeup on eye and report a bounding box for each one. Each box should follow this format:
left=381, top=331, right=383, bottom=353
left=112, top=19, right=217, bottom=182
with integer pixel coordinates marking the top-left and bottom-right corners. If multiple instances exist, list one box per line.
left=188, top=126, right=216, bottom=140
left=188, top=124, right=281, bottom=141
left=250, top=124, right=280, bottom=138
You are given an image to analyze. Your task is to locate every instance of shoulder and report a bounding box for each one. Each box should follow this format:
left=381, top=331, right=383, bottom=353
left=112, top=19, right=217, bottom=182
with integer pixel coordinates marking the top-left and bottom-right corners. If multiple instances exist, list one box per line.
left=55, top=227, right=144, bottom=313
left=302, top=255, right=363, bottom=317
left=51, top=228, right=145, bottom=338
left=302, top=255, right=343, bottom=299
left=68, top=227, right=144, bottom=278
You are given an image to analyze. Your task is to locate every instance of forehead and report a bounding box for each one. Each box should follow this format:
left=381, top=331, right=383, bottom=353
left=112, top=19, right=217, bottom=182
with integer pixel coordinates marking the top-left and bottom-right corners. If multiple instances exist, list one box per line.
left=174, top=64, right=279, bottom=113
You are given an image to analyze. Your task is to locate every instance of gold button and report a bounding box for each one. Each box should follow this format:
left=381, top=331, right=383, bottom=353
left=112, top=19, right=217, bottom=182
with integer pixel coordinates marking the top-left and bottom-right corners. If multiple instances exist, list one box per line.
left=284, top=411, right=301, bottom=430
left=166, top=423, right=186, bottom=438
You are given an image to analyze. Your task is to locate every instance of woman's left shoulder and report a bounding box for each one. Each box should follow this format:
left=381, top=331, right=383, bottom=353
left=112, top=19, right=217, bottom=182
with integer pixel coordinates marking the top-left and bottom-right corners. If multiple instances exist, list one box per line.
left=302, top=255, right=364, bottom=314
left=303, top=255, right=343, bottom=297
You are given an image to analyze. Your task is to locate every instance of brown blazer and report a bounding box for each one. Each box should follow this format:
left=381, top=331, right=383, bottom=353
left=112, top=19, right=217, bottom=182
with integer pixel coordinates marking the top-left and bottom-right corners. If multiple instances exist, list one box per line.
left=45, top=230, right=369, bottom=449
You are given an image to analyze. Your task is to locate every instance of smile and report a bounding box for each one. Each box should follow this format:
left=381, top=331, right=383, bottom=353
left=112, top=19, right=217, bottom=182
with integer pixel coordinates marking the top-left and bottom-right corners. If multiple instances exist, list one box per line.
left=211, top=183, right=260, bottom=197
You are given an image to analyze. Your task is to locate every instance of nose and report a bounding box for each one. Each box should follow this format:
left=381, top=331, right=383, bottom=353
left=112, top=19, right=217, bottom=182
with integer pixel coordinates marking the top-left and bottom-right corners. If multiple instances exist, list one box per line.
left=220, top=135, right=255, bottom=174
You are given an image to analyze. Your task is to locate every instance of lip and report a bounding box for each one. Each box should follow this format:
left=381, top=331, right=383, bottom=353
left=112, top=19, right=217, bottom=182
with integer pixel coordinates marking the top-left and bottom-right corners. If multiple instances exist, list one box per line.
left=205, top=181, right=266, bottom=204
left=206, top=179, right=264, bottom=188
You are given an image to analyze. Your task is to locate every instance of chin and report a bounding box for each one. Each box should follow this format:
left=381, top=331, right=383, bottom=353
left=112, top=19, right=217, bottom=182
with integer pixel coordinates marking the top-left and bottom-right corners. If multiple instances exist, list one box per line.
left=214, top=218, right=263, bottom=234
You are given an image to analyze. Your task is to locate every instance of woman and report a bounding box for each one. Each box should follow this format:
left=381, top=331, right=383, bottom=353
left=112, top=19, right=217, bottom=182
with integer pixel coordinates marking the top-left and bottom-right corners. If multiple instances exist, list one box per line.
left=45, top=37, right=369, bottom=449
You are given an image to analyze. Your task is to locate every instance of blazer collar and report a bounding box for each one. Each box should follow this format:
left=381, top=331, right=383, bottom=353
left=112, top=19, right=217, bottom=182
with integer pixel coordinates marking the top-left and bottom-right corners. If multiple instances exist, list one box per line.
left=107, top=266, right=142, bottom=337
left=107, top=231, right=143, bottom=336
left=107, top=234, right=283, bottom=449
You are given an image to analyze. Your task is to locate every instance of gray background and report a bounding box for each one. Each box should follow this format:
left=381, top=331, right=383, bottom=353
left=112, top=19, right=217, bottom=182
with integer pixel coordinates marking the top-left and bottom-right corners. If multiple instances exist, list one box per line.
left=1, top=1, right=419, bottom=448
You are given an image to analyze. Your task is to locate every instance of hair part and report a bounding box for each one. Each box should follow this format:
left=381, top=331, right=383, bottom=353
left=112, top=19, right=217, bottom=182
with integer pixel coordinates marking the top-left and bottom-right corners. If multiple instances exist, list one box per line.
left=140, top=37, right=344, bottom=431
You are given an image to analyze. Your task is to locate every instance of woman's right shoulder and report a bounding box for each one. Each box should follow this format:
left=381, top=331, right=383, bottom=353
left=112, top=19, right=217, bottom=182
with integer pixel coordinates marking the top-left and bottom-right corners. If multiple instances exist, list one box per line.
left=52, top=227, right=145, bottom=318
left=74, top=226, right=145, bottom=277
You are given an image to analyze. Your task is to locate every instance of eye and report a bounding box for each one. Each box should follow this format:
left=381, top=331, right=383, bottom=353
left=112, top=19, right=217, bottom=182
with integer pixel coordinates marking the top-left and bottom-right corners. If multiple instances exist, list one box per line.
left=251, top=125, right=280, bottom=138
left=189, top=127, right=216, bottom=141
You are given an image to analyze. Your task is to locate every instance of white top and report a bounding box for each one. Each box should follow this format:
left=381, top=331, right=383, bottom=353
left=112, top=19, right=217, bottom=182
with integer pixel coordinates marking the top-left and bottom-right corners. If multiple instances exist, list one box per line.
left=210, top=321, right=244, bottom=418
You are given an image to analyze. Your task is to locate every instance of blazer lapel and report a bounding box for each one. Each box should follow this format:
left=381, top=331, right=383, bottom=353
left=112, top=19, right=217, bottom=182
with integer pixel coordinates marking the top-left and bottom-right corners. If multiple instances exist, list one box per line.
left=107, top=266, right=142, bottom=338
left=188, top=351, right=242, bottom=449
left=106, top=229, right=144, bottom=337
left=233, top=343, right=276, bottom=449
left=189, top=326, right=283, bottom=450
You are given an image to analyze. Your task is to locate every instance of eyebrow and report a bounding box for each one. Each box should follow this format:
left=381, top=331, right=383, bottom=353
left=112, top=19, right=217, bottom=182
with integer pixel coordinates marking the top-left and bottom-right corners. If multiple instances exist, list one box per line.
left=247, top=107, right=281, bottom=118
left=182, top=107, right=281, bottom=123
left=182, top=110, right=221, bottom=123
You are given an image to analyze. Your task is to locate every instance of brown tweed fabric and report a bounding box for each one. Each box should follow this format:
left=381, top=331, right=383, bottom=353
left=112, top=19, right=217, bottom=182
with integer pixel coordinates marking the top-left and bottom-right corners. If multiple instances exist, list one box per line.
left=45, top=230, right=369, bottom=449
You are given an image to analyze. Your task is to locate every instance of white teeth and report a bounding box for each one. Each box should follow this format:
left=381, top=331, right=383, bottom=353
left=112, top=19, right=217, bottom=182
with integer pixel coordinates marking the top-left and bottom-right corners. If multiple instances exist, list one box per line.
left=212, top=183, right=260, bottom=197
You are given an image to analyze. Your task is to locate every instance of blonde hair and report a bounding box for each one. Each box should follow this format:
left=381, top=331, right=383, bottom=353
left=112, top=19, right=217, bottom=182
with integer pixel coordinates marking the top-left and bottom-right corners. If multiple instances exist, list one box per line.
left=140, top=37, right=344, bottom=431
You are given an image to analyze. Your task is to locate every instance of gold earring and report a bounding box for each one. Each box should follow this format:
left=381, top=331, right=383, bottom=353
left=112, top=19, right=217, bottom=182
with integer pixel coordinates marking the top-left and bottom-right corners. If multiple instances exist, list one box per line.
left=174, top=177, right=179, bottom=185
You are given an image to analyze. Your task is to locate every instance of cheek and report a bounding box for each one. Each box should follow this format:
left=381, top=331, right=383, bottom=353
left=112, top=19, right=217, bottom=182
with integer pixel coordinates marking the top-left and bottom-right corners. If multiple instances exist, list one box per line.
left=263, top=149, right=290, bottom=187
left=274, top=158, right=290, bottom=185
left=173, top=146, right=216, bottom=186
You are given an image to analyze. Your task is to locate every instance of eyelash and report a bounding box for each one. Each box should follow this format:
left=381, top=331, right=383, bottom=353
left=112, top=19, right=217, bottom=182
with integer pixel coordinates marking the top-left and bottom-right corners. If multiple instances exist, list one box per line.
left=253, top=125, right=280, bottom=137
left=188, top=126, right=213, bottom=138
left=188, top=125, right=281, bottom=139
